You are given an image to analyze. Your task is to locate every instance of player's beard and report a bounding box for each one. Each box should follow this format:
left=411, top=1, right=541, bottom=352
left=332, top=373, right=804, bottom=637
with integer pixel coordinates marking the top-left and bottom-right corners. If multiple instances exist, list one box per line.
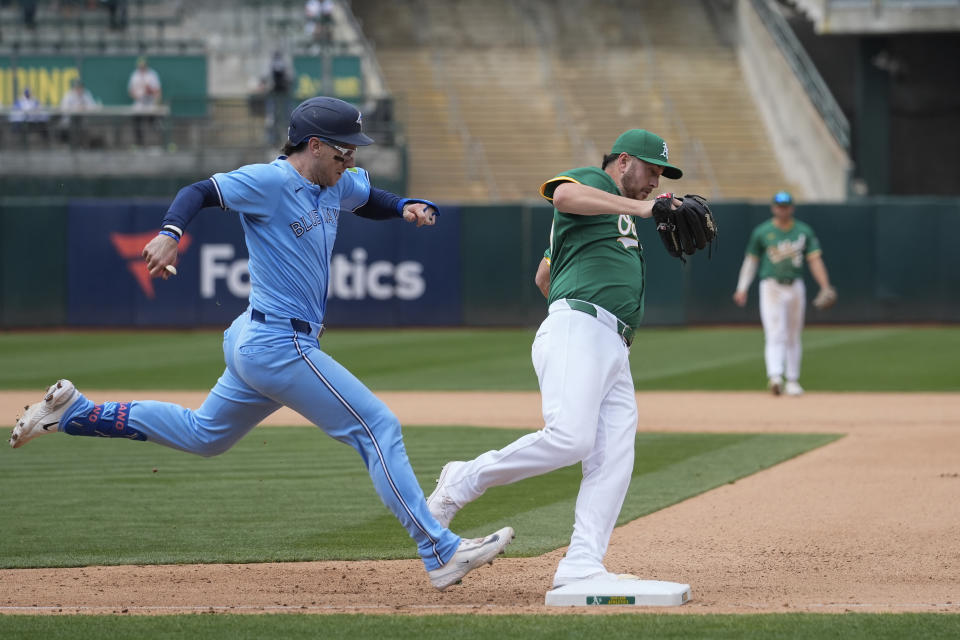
left=621, top=161, right=655, bottom=201
left=623, top=179, right=652, bottom=201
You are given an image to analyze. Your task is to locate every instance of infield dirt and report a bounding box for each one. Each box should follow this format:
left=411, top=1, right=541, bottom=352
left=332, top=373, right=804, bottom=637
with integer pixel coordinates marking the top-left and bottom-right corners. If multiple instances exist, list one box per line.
left=2, top=391, right=958, bottom=615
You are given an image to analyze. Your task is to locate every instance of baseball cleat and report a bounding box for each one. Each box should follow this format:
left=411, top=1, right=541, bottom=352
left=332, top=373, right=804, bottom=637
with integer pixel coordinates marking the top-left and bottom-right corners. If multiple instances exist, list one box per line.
left=552, top=571, right=640, bottom=589
left=428, top=526, right=514, bottom=591
left=768, top=376, right=783, bottom=396
left=10, top=380, right=79, bottom=449
left=785, top=381, right=804, bottom=396
left=427, top=461, right=465, bottom=529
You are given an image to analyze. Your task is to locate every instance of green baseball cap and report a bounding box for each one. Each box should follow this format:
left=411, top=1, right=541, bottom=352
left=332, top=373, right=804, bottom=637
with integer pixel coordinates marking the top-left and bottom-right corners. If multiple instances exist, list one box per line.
left=611, top=129, right=682, bottom=179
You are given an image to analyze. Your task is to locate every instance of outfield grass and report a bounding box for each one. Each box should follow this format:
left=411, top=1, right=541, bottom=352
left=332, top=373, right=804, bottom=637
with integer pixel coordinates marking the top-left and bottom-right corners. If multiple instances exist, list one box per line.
left=0, top=326, right=957, bottom=391
left=0, top=426, right=836, bottom=568
left=1, top=613, right=958, bottom=640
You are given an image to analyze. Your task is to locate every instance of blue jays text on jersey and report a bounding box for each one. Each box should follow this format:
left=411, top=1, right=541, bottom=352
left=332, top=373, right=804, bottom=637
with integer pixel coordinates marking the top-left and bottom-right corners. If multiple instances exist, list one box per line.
left=211, top=158, right=369, bottom=325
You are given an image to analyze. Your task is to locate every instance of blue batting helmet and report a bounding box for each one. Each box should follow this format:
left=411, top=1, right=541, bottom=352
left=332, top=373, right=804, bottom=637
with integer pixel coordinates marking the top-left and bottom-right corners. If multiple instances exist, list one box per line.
left=287, top=96, right=373, bottom=146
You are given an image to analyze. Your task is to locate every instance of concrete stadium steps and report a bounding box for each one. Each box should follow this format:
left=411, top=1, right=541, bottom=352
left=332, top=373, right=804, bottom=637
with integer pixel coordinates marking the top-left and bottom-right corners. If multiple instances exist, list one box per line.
left=353, top=0, right=424, bottom=47
left=354, top=0, right=536, bottom=48
left=550, top=49, right=672, bottom=147
left=208, top=98, right=264, bottom=147
left=426, top=0, right=536, bottom=48
left=634, top=2, right=722, bottom=47
left=441, top=50, right=577, bottom=201
left=648, top=47, right=787, bottom=200
left=379, top=49, right=486, bottom=201
left=363, top=0, right=790, bottom=202
left=380, top=47, right=579, bottom=202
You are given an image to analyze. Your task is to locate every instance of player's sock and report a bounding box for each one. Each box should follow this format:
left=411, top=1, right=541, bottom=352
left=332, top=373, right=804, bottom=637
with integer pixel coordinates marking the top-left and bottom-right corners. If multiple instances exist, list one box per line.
left=62, top=401, right=147, bottom=441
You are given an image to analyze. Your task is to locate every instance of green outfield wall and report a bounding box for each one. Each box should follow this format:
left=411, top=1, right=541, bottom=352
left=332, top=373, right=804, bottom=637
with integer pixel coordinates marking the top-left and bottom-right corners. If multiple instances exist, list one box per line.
left=0, top=199, right=68, bottom=327
left=2, top=198, right=958, bottom=327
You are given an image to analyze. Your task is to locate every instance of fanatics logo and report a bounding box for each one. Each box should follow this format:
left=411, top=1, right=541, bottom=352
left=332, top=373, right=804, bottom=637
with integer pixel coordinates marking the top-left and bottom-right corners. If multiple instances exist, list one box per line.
left=110, top=231, right=192, bottom=299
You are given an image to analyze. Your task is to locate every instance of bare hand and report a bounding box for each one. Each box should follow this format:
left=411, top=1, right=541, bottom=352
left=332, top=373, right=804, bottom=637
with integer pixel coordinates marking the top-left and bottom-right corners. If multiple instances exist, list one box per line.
left=142, top=234, right=179, bottom=280
left=733, top=291, right=747, bottom=307
left=402, top=203, right=437, bottom=227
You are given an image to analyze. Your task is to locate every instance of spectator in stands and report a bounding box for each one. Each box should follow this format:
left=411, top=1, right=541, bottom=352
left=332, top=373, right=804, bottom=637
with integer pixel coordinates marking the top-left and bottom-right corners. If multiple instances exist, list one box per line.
left=10, top=87, right=50, bottom=143
left=19, top=0, right=38, bottom=28
left=58, top=78, right=101, bottom=146
left=128, top=57, right=162, bottom=146
left=304, top=0, right=334, bottom=46
left=100, top=0, right=128, bottom=29
left=263, top=50, right=293, bottom=146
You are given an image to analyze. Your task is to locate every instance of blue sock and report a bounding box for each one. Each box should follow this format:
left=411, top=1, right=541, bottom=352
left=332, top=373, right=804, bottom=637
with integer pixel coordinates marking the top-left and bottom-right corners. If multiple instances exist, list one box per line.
left=63, top=400, right=147, bottom=441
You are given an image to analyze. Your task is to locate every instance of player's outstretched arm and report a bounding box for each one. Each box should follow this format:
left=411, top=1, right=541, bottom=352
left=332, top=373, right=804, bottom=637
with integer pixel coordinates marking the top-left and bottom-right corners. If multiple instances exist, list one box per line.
left=354, top=187, right=439, bottom=227
left=551, top=182, right=677, bottom=218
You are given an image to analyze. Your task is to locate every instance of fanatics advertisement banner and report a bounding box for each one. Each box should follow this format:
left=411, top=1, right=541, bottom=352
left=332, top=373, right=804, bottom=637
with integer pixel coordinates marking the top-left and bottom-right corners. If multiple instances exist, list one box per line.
left=66, top=200, right=461, bottom=327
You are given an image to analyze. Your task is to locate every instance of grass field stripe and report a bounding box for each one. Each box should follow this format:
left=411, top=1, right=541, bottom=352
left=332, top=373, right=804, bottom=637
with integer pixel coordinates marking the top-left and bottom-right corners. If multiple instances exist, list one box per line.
left=1, top=326, right=956, bottom=392
left=292, top=333, right=444, bottom=567
left=630, top=349, right=770, bottom=381
left=632, top=329, right=901, bottom=382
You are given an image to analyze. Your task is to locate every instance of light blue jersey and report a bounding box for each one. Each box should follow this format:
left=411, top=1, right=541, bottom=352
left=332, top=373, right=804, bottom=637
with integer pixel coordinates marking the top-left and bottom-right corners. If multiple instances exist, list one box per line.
left=212, top=158, right=370, bottom=324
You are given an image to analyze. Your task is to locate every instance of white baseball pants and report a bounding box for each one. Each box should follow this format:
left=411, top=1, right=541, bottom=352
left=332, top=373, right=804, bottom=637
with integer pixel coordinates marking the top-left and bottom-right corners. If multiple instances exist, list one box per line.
left=759, top=278, right=806, bottom=382
left=442, top=299, right=638, bottom=584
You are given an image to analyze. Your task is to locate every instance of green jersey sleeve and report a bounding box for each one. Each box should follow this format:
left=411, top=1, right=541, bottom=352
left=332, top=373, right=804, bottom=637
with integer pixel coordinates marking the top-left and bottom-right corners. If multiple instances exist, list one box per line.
left=539, top=166, right=617, bottom=202
left=746, top=225, right=764, bottom=257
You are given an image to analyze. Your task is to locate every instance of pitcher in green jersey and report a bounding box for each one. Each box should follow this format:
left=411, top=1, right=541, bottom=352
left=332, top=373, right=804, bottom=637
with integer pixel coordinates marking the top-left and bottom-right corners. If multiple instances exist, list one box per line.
left=427, top=129, right=692, bottom=594
left=733, top=191, right=835, bottom=396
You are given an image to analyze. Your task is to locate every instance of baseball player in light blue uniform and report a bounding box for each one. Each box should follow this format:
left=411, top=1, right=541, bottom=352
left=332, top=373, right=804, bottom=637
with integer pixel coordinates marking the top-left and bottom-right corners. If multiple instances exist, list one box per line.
left=11, top=96, right=512, bottom=591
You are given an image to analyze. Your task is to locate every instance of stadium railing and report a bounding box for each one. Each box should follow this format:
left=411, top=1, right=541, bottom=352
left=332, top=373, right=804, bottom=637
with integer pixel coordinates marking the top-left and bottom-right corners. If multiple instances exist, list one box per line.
left=749, top=0, right=850, bottom=151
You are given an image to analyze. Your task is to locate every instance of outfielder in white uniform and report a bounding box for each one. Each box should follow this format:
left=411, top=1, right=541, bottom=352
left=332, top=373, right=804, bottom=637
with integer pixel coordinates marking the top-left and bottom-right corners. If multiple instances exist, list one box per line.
left=427, top=129, right=684, bottom=589
left=733, top=191, right=835, bottom=396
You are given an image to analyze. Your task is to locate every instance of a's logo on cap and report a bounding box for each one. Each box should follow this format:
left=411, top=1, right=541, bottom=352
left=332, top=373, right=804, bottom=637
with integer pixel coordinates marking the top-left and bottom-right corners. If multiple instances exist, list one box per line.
left=661, top=141, right=669, bottom=160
